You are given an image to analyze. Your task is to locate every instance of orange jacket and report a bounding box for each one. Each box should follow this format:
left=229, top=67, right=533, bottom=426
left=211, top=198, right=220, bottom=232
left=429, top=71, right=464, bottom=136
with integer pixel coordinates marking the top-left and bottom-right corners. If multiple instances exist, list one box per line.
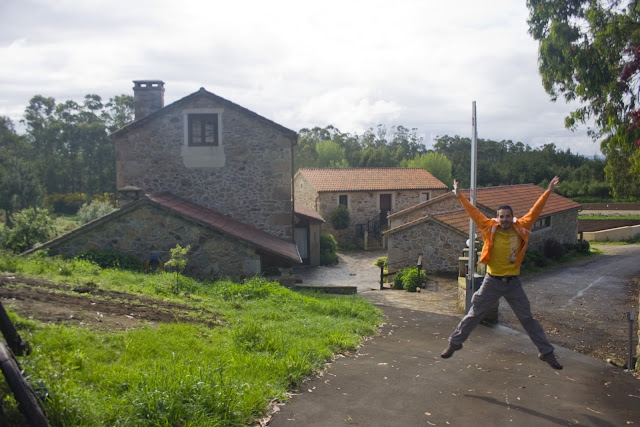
left=456, top=190, right=551, bottom=268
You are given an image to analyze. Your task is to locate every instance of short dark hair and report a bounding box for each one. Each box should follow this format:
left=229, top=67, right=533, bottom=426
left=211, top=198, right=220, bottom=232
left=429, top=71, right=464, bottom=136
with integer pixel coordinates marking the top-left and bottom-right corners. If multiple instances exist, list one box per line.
left=497, top=205, right=513, bottom=216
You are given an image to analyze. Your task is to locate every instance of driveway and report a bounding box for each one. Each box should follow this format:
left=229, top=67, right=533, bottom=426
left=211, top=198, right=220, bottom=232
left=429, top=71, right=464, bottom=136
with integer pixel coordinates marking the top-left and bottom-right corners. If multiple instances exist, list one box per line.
left=272, top=247, right=640, bottom=427
left=293, top=250, right=461, bottom=316
left=501, top=244, right=640, bottom=364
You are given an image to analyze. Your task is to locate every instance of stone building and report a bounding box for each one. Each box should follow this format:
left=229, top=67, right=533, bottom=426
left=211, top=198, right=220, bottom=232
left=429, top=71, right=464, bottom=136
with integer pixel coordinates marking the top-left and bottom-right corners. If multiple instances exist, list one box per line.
left=30, top=80, right=307, bottom=278
left=294, top=168, right=448, bottom=244
left=385, top=184, right=581, bottom=274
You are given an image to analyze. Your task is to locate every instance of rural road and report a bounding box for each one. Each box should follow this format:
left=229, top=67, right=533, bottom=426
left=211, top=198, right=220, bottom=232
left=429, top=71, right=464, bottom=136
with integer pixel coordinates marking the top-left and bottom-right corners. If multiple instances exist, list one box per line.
left=500, top=244, right=640, bottom=363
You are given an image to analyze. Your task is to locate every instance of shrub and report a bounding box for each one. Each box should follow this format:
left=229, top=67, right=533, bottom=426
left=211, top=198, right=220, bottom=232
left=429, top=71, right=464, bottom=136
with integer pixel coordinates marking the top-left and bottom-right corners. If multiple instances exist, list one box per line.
left=401, top=268, right=426, bottom=292
left=319, top=233, right=338, bottom=265
left=77, top=199, right=117, bottom=224
left=543, top=238, right=565, bottom=260
left=523, top=249, right=548, bottom=269
left=75, top=249, right=142, bottom=271
left=1, top=207, right=55, bottom=253
left=44, top=193, right=89, bottom=215
left=575, top=240, right=591, bottom=254
left=328, top=205, right=350, bottom=230
left=374, top=257, right=387, bottom=269
left=392, top=268, right=406, bottom=289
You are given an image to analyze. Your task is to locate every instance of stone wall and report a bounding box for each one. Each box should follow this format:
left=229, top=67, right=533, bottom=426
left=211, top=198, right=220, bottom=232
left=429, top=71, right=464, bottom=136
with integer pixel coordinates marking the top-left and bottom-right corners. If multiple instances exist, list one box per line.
left=115, top=91, right=295, bottom=240
left=314, top=189, right=448, bottom=244
left=293, top=173, right=319, bottom=211
left=47, top=204, right=262, bottom=279
left=386, top=218, right=467, bottom=274
left=528, top=209, right=579, bottom=252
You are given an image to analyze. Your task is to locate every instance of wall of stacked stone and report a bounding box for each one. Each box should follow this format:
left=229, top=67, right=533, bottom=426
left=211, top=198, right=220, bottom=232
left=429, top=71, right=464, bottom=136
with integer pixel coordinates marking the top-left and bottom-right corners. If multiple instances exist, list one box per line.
left=115, top=92, right=295, bottom=240
left=293, top=174, right=319, bottom=212
left=314, top=189, right=447, bottom=244
left=527, top=209, right=579, bottom=252
left=387, top=219, right=466, bottom=275
left=47, top=204, right=261, bottom=279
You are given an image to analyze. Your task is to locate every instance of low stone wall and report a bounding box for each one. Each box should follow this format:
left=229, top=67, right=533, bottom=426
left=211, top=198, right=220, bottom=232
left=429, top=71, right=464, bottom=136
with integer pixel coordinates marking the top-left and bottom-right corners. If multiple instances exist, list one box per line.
left=582, top=225, right=640, bottom=242
left=386, top=218, right=466, bottom=275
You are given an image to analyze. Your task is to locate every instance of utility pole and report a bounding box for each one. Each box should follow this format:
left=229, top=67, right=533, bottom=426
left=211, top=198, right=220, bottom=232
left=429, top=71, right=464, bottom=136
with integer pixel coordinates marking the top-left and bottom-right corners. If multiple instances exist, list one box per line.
left=466, top=101, right=478, bottom=313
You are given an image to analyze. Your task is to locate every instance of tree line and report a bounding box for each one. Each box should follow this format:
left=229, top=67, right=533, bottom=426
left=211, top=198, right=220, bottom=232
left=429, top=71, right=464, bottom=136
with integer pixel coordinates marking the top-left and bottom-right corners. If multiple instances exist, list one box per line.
left=295, top=125, right=612, bottom=200
left=0, top=92, right=634, bottom=230
left=0, top=94, right=133, bottom=224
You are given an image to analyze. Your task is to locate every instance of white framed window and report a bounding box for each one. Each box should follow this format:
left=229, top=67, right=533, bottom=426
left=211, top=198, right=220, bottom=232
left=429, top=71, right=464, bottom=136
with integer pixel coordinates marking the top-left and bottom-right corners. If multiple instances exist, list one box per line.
left=182, top=108, right=225, bottom=168
left=420, top=192, right=430, bottom=202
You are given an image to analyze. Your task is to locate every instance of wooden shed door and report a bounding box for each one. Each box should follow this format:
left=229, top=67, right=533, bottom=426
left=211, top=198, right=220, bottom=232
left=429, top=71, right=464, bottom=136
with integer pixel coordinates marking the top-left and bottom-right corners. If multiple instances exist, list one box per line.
left=295, top=227, right=309, bottom=262
left=380, top=194, right=392, bottom=226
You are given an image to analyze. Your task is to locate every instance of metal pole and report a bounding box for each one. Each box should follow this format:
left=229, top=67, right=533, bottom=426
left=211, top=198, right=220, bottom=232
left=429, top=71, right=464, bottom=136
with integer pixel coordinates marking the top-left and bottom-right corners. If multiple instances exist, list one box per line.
left=627, top=310, right=636, bottom=372
left=469, top=102, right=478, bottom=287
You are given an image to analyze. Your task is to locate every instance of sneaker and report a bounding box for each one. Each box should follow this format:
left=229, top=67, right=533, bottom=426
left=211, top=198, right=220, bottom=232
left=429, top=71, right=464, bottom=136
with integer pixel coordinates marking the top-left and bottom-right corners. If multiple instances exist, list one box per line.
left=539, top=351, right=563, bottom=370
left=441, top=342, right=463, bottom=358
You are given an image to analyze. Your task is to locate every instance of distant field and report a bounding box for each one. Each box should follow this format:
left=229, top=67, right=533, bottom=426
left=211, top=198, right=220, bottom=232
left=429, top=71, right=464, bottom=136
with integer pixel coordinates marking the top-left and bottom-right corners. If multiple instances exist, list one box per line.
left=580, top=202, right=640, bottom=210
left=578, top=219, right=640, bottom=232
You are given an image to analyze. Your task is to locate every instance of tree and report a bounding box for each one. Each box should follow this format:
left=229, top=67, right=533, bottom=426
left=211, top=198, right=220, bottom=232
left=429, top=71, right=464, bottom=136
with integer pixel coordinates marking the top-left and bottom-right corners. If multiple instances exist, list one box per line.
left=1, top=207, right=54, bottom=253
left=0, top=157, right=44, bottom=227
left=21, top=93, right=134, bottom=195
left=405, top=152, right=453, bottom=187
left=526, top=0, right=640, bottom=195
left=165, top=244, right=191, bottom=293
left=315, top=140, right=349, bottom=168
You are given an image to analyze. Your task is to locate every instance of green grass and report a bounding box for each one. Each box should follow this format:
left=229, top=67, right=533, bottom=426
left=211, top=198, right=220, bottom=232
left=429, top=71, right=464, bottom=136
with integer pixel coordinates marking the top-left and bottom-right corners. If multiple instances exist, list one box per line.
left=0, top=251, right=382, bottom=426
left=589, top=236, right=640, bottom=245
left=579, top=213, right=640, bottom=220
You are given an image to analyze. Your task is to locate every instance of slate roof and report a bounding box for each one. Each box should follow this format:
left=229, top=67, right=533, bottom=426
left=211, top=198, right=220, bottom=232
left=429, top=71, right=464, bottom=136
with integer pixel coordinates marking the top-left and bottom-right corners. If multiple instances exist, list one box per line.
left=297, top=168, right=448, bottom=192
left=147, top=192, right=301, bottom=263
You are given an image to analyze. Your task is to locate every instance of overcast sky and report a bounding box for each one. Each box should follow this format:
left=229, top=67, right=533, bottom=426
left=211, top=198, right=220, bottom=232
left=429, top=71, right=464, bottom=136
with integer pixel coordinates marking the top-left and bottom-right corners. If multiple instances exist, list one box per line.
left=0, top=0, right=603, bottom=157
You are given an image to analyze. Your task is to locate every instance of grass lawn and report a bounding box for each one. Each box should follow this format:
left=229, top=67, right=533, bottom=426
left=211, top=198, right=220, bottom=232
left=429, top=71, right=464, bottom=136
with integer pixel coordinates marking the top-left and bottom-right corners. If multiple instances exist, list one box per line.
left=0, top=251, right=383, bottom=426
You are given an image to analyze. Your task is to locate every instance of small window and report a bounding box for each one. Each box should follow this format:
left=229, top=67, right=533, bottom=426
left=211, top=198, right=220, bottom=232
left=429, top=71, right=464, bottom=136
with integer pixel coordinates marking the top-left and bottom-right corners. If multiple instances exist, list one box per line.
left=420, top=192, right=430, bottom=202
left=533, top=216, right=551, bottom=229
left=338, top=195, right=348, bottom=207
left=188, top=114, right=218, bottom=146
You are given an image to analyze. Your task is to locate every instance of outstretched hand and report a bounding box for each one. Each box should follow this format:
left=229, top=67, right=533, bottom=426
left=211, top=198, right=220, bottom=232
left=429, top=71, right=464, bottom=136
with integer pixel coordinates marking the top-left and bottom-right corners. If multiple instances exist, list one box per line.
left=548, top=176, right=560, bottom=192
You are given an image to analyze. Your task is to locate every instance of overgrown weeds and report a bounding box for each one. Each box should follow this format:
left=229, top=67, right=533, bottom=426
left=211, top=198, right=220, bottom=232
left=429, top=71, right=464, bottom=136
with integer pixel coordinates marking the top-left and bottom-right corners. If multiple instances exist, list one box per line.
left=0, top=251, right=382, bottom=426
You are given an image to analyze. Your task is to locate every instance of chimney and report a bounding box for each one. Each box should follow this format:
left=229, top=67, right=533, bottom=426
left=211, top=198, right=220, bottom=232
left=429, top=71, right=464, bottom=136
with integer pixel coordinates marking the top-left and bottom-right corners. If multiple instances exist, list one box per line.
left=133, top=80, right=165, bottom=120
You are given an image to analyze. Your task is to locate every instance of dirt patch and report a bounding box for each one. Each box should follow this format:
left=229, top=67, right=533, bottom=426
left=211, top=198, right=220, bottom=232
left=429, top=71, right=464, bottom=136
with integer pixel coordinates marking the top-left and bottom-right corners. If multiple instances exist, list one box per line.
left=0, top=275, right=222, bottom=332
left=579, top=219, right=640, bottom=232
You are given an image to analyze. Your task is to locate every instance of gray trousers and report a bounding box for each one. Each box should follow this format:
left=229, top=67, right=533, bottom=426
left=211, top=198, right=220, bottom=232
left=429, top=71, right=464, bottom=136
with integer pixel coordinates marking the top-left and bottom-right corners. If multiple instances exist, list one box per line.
left=449, top=274, right=554, bottom=355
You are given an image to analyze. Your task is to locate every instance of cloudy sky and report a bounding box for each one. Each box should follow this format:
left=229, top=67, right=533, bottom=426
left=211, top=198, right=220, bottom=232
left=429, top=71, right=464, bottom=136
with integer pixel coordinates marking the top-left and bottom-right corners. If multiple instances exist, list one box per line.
left=0, top=0, right=603, bottom=157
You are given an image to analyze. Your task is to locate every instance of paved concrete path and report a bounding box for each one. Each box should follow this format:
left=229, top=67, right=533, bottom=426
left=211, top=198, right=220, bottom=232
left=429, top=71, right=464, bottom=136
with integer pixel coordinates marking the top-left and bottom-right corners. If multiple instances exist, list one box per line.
left=269, top=251, right=640, bottom=426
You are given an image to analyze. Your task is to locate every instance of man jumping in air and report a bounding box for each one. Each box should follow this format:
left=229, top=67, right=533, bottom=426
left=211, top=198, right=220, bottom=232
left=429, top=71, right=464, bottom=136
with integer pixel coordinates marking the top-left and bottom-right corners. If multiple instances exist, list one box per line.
left=441, top=176, right=563, bottom=370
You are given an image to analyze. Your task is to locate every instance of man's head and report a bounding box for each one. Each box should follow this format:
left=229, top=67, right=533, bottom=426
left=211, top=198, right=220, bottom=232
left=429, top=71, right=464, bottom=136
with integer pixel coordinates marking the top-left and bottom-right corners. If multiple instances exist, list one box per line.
left=497, top=205, right=513, bottom=230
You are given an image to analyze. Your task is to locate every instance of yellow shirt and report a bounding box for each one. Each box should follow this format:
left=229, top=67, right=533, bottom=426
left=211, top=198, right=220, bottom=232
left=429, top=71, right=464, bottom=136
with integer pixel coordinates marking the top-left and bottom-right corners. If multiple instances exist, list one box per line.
left=487, top=227, right=521, bottom=276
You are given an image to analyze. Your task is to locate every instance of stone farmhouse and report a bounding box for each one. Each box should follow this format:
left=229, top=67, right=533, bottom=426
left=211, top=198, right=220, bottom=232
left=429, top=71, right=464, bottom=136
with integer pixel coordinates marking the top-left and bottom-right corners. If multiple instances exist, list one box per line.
left=30, top=80, right=311, bottom=277
left=294, top=168, right=448, bottom=245
left=385, top=184, right=582, bottom=275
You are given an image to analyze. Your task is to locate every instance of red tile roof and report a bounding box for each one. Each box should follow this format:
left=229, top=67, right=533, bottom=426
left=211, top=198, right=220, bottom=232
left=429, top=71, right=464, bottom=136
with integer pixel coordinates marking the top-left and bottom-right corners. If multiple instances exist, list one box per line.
left=147, top=192, right=301, bottom=263
left=460, top=184, right=581, bottom=218
left=297, top=168, right=448, bottom=192
left=433, top=210, right=474, bottom=234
